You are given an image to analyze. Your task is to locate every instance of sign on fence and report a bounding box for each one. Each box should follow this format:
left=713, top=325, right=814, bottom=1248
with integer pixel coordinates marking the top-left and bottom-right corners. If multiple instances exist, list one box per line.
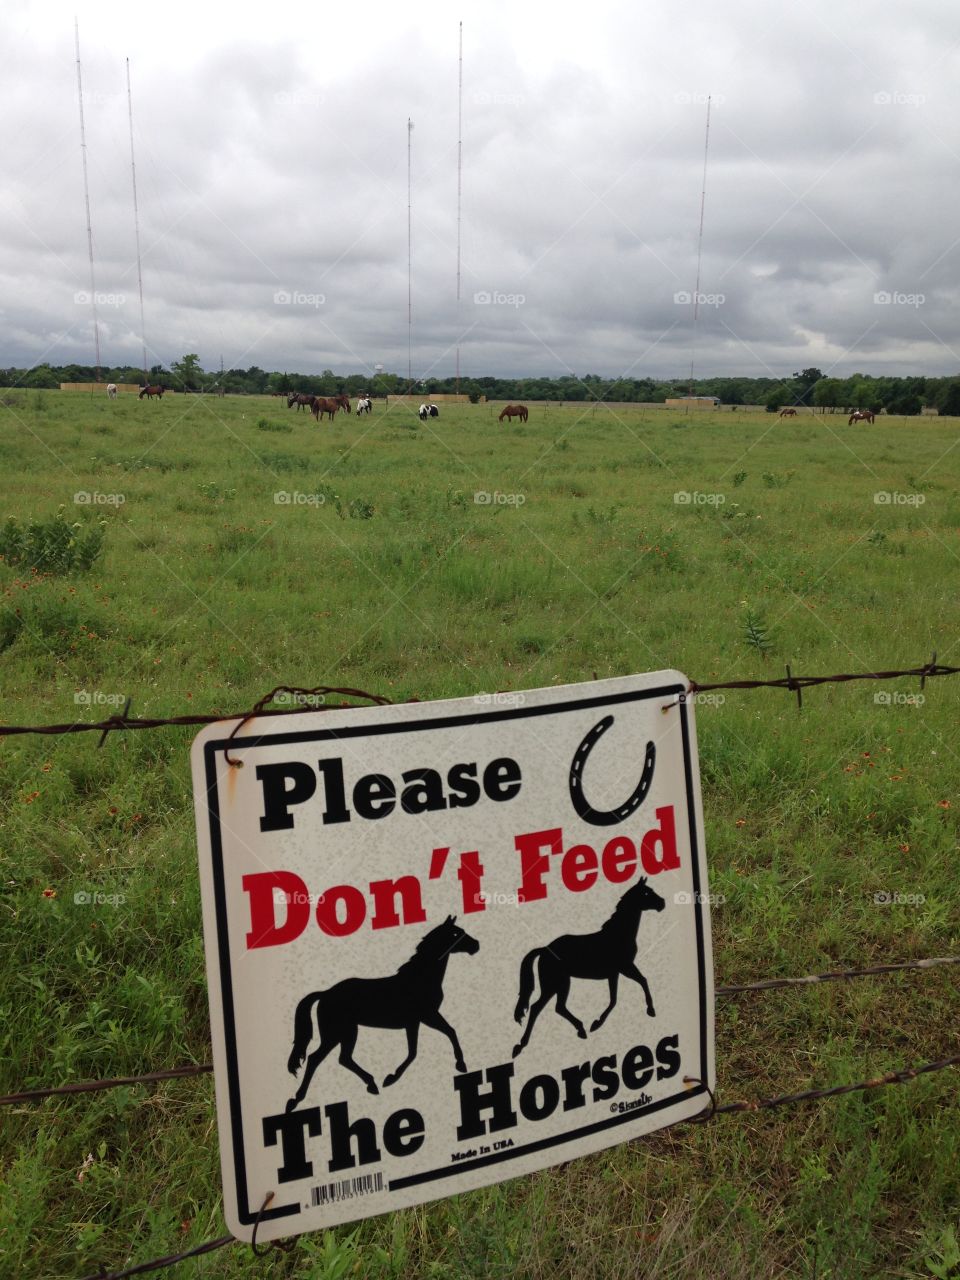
left=192, top=673, right=715, bottom=1242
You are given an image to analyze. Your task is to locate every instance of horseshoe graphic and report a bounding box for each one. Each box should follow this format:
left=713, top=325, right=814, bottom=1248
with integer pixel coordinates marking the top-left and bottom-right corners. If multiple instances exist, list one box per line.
left=569, top=715, right=656, bottom=826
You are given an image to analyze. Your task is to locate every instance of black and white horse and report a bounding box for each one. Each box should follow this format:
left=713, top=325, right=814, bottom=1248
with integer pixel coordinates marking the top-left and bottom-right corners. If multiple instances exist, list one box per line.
left=356, top=397, right=372, bottom=415
left=418, top=403, right=439, bottom=420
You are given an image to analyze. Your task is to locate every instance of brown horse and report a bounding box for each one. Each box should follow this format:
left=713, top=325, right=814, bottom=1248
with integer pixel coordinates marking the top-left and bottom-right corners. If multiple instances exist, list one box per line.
left=138, top=384, right=164, bottom=400
left=499, top=404, right=528, bottom=423
left=335, top=392, right=351, bottom=413
left=312, top=397, right=340, bottom=421
left=848, top=410, right=875, bottom=425
left=288, top=393, right=316, bottom=412
left=778, top=407, right=797, bottom=419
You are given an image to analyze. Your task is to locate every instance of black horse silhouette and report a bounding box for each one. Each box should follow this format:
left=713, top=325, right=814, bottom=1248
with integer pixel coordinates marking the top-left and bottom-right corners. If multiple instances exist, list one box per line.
left=512, top=877, right=665, bottom=1058
left=285, top=915, right=479, bottom=1112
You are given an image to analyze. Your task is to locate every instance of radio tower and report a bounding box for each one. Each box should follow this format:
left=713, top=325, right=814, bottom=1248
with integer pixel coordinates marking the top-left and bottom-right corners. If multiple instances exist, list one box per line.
left=687, top=96, right=712, bottom=399
left=407, top=117, right=414, bottom=391
left=456, top=21, right=463, bottom=399
left=126, top=59, right=148, bottom=379
left=75, top=20, right=101, bottom=383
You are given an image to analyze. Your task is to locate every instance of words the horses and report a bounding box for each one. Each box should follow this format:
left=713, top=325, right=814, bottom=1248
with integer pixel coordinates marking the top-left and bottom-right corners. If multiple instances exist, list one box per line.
left=259, top=1032, right=681, bottom=1181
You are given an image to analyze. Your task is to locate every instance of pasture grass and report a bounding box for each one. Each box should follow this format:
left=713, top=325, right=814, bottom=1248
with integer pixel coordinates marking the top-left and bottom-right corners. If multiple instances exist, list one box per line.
left=0, top=391, right=958, bottom=1278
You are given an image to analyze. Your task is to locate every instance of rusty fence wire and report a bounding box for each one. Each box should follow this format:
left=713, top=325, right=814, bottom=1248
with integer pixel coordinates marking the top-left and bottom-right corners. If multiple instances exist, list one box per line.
left=0, top=657, right=955, bottom=745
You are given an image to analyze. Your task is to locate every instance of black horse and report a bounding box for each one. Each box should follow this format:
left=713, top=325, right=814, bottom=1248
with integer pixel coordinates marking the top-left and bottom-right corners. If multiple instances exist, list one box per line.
left=286, top=915, right=479, bottom=1111
left=512, top=877, right=665, bottom=1057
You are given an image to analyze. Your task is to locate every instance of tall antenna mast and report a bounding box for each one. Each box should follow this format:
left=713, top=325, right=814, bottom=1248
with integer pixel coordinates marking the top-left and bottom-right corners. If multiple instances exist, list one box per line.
left=688, top=95, right=711, bottom=398
left=126, top=58, right=148, bottom=379
left=456, top=21, right=463, bottom=399
left=407, top=117, right=413, bottom=391
left=75, top=19, right=101, bottom=383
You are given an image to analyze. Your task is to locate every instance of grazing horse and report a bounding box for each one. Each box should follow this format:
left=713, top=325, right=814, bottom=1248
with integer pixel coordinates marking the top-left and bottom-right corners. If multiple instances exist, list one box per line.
left=311, top=396, right=340, bottom=421
left=418, top=404, right=440, bottom=420
left=335, top=392, right=351, bottom=414
left=848, top=409, right=875, bottom=425
left=106, top=384, right=117, bottom=399
left=499, top=404, right=528, bottom=423
left=138, top=384, right=164, bottom=400
left=356, top=397, right=372, bottom=415
left=285, top=915, right=479, bottom=1111
left=289, top=393, right=316, bottom=412
left=778, top=407, right=797, bottom=419
left=512, top=877, right=665, bottom=1058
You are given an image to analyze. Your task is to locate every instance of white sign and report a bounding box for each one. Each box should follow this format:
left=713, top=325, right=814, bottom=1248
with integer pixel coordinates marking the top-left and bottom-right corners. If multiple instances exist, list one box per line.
left=192, top=672, right=714, bottom=1242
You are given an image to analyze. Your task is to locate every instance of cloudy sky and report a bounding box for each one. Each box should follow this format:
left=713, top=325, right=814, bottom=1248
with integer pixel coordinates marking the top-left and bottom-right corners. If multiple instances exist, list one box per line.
left=3, top=0, right=960, bottom=381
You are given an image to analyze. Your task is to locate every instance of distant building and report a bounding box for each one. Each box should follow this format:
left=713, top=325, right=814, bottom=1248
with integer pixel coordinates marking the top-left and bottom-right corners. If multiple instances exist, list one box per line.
left=665, top=396, right=721, bottom=408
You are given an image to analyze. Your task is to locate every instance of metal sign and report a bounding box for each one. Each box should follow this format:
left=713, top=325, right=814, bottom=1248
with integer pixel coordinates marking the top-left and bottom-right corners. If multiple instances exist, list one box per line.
left=192, top=672, right=714, bottom=1242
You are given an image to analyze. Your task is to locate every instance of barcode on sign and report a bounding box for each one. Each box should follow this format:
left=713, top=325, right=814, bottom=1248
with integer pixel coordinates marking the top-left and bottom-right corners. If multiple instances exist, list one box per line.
left=311, top=1171, right=384, bottom=1206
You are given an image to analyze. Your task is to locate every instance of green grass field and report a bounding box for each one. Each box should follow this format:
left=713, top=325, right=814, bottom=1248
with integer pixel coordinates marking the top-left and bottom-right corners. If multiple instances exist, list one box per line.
left=1, top=390, right=958, bottom=1279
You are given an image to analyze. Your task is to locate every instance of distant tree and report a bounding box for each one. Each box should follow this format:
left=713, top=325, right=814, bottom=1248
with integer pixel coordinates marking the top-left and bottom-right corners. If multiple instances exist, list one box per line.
left=792, top=367, right=823, bottom=406
left=937, top=380, right=960, bottom=416
left=23, top=364, right=59, bottom=388
left=765, top=390, right=785, bottom=413
left=171, top=353, right=203, bottom=390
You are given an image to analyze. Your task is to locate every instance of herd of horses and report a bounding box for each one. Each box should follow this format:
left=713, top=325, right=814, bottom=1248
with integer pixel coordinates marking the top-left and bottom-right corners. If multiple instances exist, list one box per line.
left=779, top=405, right=876, bottom=424
left=119, top=389, right=880, bottom=428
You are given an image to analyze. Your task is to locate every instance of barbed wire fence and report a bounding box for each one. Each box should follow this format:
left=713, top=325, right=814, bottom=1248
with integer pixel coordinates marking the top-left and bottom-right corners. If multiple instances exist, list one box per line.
left=3, top=661, right=958, bottom=1276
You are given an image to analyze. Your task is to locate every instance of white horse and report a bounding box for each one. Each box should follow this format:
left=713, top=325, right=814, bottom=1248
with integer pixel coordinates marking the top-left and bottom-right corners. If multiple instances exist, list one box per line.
left=419, top=403, right=429, bottom=420
left=106, top=384, right=118, bottom=400
left=356, top=397, right=372, bottom=415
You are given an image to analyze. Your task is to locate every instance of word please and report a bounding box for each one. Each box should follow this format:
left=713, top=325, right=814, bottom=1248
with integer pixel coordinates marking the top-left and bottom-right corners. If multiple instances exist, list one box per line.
left=257, top=756, right=522, bottom=831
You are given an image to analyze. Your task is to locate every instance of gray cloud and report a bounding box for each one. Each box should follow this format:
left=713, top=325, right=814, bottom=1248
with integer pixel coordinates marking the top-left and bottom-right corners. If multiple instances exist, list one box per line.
left=3, top=0, right=960, bottom=379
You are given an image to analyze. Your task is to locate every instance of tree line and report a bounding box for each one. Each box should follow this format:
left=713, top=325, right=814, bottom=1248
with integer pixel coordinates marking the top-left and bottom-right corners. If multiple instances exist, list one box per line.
left=3, top=358, right=958, bottom=414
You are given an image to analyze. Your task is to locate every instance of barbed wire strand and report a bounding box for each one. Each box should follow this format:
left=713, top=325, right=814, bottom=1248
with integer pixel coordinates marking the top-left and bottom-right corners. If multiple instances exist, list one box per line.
left=714, top=953, right=960, bottom=996
left=0, top=661, right=957, bottom=741
left=4, top=954, right=956, bottom=1107
left=76, top=1052, right=960, bottom=1280
left=80, top=1232, right=234, bottom=1280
